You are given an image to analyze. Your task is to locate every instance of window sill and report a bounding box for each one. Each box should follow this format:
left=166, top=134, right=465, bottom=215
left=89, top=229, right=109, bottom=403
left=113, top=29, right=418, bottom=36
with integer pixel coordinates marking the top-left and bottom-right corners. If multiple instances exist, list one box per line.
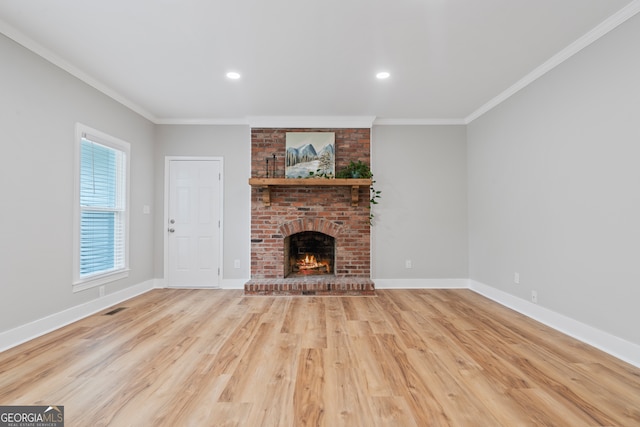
left=73, top=269, right=130, bottom=293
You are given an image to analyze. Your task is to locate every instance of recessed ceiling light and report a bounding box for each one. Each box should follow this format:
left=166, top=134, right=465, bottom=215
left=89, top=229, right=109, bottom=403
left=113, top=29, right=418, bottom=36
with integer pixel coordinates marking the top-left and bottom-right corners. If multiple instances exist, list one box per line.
left=376, top=71, right=390, bottom=79
left=226, top=72, right=241, bottom=80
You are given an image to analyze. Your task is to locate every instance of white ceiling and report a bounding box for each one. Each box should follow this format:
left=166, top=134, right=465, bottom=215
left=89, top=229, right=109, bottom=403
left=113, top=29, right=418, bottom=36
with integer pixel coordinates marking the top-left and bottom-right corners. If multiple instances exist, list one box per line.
left=1, top=0, right=638, bottom=124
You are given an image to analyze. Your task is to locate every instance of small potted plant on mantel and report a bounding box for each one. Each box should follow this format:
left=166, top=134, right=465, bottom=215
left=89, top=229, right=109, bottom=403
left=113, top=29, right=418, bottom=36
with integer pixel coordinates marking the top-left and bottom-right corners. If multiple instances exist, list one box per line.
left=310, top=160, right=381, bottom=225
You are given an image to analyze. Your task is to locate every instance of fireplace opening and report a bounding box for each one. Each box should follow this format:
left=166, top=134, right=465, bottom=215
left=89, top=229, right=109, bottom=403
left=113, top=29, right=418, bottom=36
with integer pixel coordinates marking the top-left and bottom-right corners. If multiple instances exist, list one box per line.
left=284, top=231, right=335, bottom=277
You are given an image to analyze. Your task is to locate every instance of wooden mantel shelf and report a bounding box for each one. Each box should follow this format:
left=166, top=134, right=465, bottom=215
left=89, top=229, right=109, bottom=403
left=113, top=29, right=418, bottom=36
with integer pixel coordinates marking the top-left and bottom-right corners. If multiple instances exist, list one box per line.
left=248, top=178, right=372, bottom=186
left=249, top=178, right=372, bottom=207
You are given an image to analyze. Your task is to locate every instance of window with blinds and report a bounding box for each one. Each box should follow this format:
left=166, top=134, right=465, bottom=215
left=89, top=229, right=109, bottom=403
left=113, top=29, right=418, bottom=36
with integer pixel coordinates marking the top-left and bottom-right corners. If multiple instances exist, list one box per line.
left=74, top=124, right=130, bottom=291
left=80, top=138, right=125, bottom=276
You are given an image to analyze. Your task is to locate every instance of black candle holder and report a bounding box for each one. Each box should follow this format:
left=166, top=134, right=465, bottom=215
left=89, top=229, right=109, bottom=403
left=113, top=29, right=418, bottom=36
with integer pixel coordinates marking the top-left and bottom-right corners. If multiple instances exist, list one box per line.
left=272, top=154, right=277, bottom=177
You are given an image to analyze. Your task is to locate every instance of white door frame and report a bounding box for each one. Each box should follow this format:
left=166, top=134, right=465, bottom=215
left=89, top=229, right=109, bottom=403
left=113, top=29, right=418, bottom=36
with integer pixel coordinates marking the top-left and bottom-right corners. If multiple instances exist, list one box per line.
left=163, top=156, right=224, bottom=288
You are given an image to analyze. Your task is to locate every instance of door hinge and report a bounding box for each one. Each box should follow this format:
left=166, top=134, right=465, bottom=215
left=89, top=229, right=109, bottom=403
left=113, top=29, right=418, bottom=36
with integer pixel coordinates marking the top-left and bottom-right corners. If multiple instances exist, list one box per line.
left=218, top=220, right=220, bottom=228
left=218, top=267, right=220, bottom=276
left=219, top=173, right=221, bottom=180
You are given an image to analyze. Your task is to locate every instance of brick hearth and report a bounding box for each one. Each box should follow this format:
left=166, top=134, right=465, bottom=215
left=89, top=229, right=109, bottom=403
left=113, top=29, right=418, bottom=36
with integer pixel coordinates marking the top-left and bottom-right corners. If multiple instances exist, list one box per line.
left=244, top=277, right=375, bottom=296
left=246, top=127, right=374, bottom=296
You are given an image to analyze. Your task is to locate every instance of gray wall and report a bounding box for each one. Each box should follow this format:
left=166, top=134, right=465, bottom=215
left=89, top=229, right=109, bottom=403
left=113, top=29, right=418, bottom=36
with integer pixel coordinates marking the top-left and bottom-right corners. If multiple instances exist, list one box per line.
left=153, top=125, right=469, bottom=286
left=467, top=14, right=640, bottom=345
left=154, top=125, right=251, bottom=284
left=372, top=125, right=468, bottom=280
left=0, top=34, right=155, bottom=332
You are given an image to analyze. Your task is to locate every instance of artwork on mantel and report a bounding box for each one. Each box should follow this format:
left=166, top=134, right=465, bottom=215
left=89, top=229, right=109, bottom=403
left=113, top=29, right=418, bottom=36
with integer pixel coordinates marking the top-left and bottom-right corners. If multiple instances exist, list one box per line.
left=285, top=132, right=335, bottom=178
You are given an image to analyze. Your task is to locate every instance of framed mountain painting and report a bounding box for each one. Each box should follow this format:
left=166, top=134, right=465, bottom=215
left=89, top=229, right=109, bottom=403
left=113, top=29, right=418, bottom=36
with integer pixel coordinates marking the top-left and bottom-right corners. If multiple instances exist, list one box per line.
left=285, top=132, right=335, bottom=178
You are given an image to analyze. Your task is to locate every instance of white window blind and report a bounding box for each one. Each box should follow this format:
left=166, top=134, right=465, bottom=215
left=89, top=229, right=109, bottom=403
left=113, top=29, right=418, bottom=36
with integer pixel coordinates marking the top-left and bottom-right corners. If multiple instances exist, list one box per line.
left=74, top=124, right=130, bottom=291
left=80, top=138, right=126, bottom=276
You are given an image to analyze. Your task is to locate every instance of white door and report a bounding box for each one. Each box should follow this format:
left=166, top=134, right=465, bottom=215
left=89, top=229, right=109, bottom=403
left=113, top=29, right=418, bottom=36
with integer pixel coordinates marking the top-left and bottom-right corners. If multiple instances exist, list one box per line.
left=168, top=159, right=221, bottom=287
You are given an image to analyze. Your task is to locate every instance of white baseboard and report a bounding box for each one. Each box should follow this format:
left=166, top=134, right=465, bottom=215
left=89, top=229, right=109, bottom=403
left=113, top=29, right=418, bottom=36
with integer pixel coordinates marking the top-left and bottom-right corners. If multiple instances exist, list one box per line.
left=221, top=278, right=467, bottom=290
left=469, top=279, right=640, bottom=368
left=374, top=278, right=469, bottom=289
left=154, top=278, right=248, bottom=290
left=229, top=278, right=468, bottom=290
left=221, top=278, right=249, bottom=289
left=0, top=279, right=158, bottom=353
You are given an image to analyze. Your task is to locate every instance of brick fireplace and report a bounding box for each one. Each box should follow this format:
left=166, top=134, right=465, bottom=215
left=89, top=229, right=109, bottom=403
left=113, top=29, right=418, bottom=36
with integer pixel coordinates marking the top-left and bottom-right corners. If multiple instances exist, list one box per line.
left=244, top=128, right=375, bottom=296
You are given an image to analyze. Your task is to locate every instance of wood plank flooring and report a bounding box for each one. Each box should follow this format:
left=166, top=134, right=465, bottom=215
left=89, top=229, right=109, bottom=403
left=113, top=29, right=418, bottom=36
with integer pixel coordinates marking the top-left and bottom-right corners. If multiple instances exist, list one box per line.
left=1, top=289, right=639, bottom=426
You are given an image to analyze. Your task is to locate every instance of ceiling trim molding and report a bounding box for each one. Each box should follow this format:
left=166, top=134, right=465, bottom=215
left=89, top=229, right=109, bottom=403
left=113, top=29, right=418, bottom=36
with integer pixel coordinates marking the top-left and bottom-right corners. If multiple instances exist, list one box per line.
left=155, top=118, right=249, bottom=126
left=373, top=118, right=466, bottom=126
left=247, top=116, right=376, bottom=128
left=0, top=18, right=158, bottom=123
left=156, top=117, right=469, bottom=127
left=465, top=0, right=640, bottom=124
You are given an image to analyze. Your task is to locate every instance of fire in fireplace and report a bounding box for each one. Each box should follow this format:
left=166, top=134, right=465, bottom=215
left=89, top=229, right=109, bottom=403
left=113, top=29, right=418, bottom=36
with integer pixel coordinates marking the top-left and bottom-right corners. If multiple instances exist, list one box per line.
left=296, top=254, right=329, bottom=273
left=285, top=231, right=335, bottom=277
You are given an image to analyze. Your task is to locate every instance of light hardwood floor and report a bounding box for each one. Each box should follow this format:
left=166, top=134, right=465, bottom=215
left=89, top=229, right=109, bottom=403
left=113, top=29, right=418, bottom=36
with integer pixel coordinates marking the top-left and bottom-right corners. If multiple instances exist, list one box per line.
left=1, top=289, right=639, bottom=426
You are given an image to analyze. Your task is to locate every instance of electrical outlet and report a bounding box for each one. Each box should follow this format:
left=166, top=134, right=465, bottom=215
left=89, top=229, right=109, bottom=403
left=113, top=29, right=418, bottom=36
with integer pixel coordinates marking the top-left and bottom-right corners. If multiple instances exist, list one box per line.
left=405, top=259, right=412, bottom=269
left=234, top=259, right=241, bottom=269
left=531, top=290, right=538, bottom=304
left=514, top=272, right=520, bottom=284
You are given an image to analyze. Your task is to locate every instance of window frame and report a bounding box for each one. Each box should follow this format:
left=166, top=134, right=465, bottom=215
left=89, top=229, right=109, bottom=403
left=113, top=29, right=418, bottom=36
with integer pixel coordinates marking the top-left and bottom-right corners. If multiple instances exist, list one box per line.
left=73, top=123, right=130, bottom=292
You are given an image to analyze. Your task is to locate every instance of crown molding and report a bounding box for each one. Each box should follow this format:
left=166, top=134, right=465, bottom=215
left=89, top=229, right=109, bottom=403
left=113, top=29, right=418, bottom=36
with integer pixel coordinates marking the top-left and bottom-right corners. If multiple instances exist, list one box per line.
left=465, top=0, right=640, bottom=124
left=155, top=117, right=249, bottom=126
left=373, top=118, right=466, bottom=126
left=247, top=116, right=376, bottom=128
left=0, top=18, right=158, bottom=123
left=156, top=116, right=468, bottom=127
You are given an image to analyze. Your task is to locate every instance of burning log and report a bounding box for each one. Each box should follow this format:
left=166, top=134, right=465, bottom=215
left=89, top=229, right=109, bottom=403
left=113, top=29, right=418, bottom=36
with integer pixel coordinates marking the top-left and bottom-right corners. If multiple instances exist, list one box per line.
left=296, top=254, right=330, bottom=273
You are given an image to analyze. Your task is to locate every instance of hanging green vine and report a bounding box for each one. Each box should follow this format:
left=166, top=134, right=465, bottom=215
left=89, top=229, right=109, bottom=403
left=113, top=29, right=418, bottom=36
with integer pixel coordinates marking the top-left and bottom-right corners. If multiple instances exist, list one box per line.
left=336, top=161, right=381, bottom=225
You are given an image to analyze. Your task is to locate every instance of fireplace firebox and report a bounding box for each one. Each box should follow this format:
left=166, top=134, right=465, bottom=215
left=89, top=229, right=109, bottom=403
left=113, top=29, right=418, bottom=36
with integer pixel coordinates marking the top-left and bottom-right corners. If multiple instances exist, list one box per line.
left=285, top=231, right=335, bottom=277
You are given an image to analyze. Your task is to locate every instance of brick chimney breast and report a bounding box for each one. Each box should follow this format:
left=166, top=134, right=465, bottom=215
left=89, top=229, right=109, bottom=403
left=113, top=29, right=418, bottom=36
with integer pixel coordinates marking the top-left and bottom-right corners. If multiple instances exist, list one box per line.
left=249, top=127, right=372, bottom=282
